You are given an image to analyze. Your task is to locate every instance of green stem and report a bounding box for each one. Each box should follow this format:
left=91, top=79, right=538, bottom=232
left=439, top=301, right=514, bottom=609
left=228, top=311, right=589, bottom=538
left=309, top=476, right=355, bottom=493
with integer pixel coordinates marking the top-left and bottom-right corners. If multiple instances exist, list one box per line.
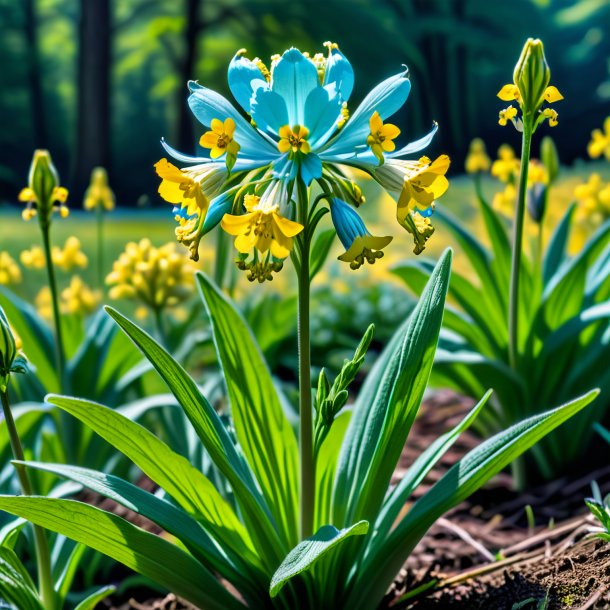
left=296, top=178, right=314, bottom=540
left=1, top=389, right=56, bottom=610
left=40, top=223, right=66, bottom=384
left=508, top=129, right=532, bottom=370
left=96, top=206, right=105, bottom=290
left=152, top=306, right=167, bottom=345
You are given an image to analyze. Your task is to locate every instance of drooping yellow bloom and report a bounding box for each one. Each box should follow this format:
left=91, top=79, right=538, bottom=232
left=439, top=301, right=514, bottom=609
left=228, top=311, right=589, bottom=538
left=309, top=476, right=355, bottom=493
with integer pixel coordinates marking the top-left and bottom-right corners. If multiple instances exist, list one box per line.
left=0, top=252, right=21, bottom=286
left=20, top=246, right=46, bottom=270
left=542, top=108, right=558, bottom=127
left=106, top=239, right=196, bottom=311
left=492, top=183, right=517, bottom=217
left=51, top=236, right=88, bottom=272
left=587, top=117, right=610, bottom=160
left=396, top=155, right=451, bottom=218
left=221, top=193, right=303, bottom=260
left=465, top=138, right=491, bottom=174
left=199, top=118, right=240, bottom=159
left=498, top=106, right=518, bottom=126
left=367, top=111, right=400, bottom=164
left=84, top=167, right=115, bottom=211
left=19, top=185, right=68, bottom=221
left=61, top=276, right=101, bottom=316
left=278, top=125, right=311, bottom=154
left=338, top=236, right=392, bottom=269
left=154, top=158, right=209, bottom=217
left=491, top=145, right=520, bottom=183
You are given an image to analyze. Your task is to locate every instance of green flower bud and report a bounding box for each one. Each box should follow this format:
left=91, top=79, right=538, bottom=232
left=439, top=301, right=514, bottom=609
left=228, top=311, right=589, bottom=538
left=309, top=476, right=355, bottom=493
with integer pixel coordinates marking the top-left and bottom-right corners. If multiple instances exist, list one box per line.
left=29, top=150, right=59, bottom=213
left=513, top=38, right=550, bottom=120
left=0, top=308, right=17, bottom=391
left=541, top=136, right=560, bottom=185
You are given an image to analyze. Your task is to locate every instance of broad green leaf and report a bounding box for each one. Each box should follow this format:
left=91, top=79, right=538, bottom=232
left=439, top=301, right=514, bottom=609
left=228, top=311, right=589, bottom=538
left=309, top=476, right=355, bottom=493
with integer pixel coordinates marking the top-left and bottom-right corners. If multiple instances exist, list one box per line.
left=0, top=288, right=57, bottom=393
left=543, top=203, right=574, bottom=286
left=74, top=585, right=116, bottom=610
left=309, top=228, right=336, bottom=280
left=333, top=250, right=451, bottom=524
left=0, top=547, right=43, bottom=610
left=17, top=461, right=262, bottom=588
left=197, top=273, right=299, bottom=548
left=0, top=496, right=246, bottom=610
left=44, top=396, right=258, bottom=571
left=269, top=520, right=369, bottom=597
left=352, top=389, right=598, bottom=608
left=103, top=308, right=285, bottom=567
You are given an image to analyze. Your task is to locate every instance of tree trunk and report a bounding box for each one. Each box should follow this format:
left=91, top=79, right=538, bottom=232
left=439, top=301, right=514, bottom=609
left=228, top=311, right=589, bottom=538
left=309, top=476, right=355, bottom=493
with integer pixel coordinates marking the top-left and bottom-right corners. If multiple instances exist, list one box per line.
left=72, top=0, right=111, bottom=198
left=23, top=0, right=48, bottom=148
left=175, top=0, right=201, bottom=152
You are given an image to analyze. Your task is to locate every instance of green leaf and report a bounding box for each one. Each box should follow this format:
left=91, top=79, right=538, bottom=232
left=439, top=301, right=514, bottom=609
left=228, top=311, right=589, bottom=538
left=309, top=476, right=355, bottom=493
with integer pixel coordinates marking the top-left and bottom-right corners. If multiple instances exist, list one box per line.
left=309, top=228, right=336, bottom=280
left=0, top=496, right=246, bottom=610
left=103, top=308, right=285, bottom=568
left=352, top=389, right=598, bottom=608
left=543, top=204, right=574, bottom=286
left=269, top=520, right=369, bottom=597
left=0, top=547, right=43, bottom=610
left=197, top=273, right=299, bottom=548
left=333, top=249, right=451, bottom=524
left=44, top=396, right=259, bottom=572
left=74, top=585, right=116, bottom=610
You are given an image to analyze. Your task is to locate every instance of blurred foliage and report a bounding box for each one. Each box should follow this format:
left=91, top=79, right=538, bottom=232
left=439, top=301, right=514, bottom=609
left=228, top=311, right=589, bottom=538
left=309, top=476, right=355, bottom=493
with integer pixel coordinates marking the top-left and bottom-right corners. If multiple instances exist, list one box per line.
left=0, top=0, right=609, bottom=205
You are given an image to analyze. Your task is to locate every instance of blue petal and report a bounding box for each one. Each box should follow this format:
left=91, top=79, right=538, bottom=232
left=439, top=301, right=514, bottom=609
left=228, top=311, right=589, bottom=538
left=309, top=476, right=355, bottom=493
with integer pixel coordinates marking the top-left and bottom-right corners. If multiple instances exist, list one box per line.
left=173, top=206, right=197, bottom=221
left=417, top=207, right=434, bottom=218
left=227, top=53, right=267, bottom=113
left=250, top=87, right=289, bottom=135
left=389, top=122, right=438, bottom=158
left=329, top=197, right=367, bottom=249
left=320, top=71, right=411, bottom=161
left=324, top=48, right=354, bottom=102
left=300, top=153, right=323, bottom=186
left=304, top=86, right=342, bottom=148
left=272, top=154, right=298, bottom=182
left=187, top=81, right=277, bottom=160
left=202, top=191, right=233, bottom=234
left=271, top=49, right=319, bottom=126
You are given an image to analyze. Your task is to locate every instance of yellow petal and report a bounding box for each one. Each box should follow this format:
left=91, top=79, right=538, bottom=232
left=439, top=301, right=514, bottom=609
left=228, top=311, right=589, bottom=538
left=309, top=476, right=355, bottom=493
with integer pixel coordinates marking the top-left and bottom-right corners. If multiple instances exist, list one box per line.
left=380, top=123, right=400, bottom=139
left=18, top=188, right=35, bottom=202
left=544, top=86, right=563, bottom=103
left=200, top=131, right=219, bottom=148
left=158, top=180, right=185, bottom=204
left=211, top=118, right=224, bottom=134
left=277, top=139, right=291, bottom=153
left=381, top=140, right=396, bottom=152
left=221, top=212, right=254, bottom=235
left=224, top=117, right=236, bottom=137
left=497, top=84, right=519, bottom=101
left=272, top=213, right=303, bottom=238
left=369, top=111, right=383, bottom=133
left=279, top=125, right=292, bottom=139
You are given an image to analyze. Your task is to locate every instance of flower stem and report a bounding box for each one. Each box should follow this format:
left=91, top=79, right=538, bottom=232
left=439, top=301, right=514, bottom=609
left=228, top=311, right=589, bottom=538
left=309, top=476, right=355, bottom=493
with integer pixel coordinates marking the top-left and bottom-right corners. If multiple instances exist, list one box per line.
left=96, top=205, right=105, bottom=290
left=152, top=306, right=167, bottom=345
left=296, top=178, right=314, bottom=540
left=1, top=389, right=56, bottom=610
left=508, top=129, right=532, bottom=370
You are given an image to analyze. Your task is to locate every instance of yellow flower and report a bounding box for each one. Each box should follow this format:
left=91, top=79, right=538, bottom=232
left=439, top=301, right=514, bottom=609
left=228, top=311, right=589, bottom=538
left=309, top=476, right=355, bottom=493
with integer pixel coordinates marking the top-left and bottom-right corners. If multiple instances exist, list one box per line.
left=84, top=167, right=115, bottom=211
left=367, top=111, right=401, bottom=164
left=35, top=287, right=53, bottom=320
left=543, top=86, right=564, bottom=103
left=497, top=84, right=522, bottom=104
left=221, top=192, right=303, bottom=260
left=0, top=252, right=21, bottom=286
left=465, top=138, right=491, bottom=174
left=493, top=183, right=517, bottom=218
left=542, top=108, right=558, bottom=127
left=19, top=186, right=68, bottom=221
left=278, top=125, right=311, bottom=154
left=491, top=145, right=520, bottom=183
left=106, top=239, right=196, bottom=310
left=396, top=155, right=450, bottom=219
left=199, top=118, right=240, bottom=160
left=20, top=246, right=46, bottom=270
left=527, top=160, right=548, bottom=187
left=154, top=158, right=209, bottom=217
left=498, top=106, right=518, bottom=127
left=61, top=276, right=100, bottom=316
left=573, top=173, right=610, bottom=224
left=587, top=117, right=610, bottom=160
left=51, top=237, right=88, bottom=272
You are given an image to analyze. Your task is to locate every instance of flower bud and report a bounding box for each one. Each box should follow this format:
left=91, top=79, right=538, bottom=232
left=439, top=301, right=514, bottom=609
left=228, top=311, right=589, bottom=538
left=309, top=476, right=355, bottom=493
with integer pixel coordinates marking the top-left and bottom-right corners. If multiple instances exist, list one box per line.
left=0, top=308, right=17, bottom=391
left=513, top=38, right=550, bottom=119
left=29, top=150, right=59, bottom=213
left=527, top=183, right=547, bottom=223
left=541, top=136, right=560, bottom=185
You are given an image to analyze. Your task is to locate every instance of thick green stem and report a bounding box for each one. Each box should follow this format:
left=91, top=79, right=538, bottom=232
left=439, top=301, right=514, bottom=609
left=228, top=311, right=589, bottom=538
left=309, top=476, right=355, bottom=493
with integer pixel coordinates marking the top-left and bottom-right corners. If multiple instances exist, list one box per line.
left=40, top=223, right=66, bottom=383
left=1, top=390, right=56, bottom=610
left=508, top=129, right=532, bottom=370
left=296, top=179, right=314, bottom=540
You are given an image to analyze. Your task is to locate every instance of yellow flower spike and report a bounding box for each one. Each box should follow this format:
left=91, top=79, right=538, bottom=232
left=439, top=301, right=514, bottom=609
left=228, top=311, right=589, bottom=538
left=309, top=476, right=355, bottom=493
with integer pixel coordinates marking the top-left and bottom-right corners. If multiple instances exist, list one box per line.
left=527, top=160, right=548, bottom=187
left=0, top=252, right=22, bottom=286
left=154, top=158, right=208, bottom=217
left=60, top=276, right=100, bottom=316
left=493, top=183, right=517, bottom=217
left=396, top=155, right=450, bottom=219
left=52, top=237, right=88, bottom=272
left=367, top=111, right=400, bottom=165
left=497, top=84, right=522, bottom=104
left=587, top=117, right=610, bottom=160
left=199, top=118, right=240, bottom=171
left=465, top=138, right=491, bottom=174
left=542, top=108, right=558, bottom=127
left=491, top=145, right=520, bottom=182
left=543, top=86, right=563, bottom=103
left=221, top=193, right=304, bottom=260
left=20, top=246, right=46, bottom=270
left=84, top=167, right=115, bottom=212
left=278, top=125, right=311, bottom=155
left=498, top=106, right=518, bottom=126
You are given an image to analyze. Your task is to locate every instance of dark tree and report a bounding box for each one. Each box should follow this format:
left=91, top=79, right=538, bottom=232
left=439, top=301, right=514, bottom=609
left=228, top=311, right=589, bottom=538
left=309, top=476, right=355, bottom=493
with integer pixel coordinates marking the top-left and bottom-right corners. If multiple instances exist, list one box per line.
left=72, top=0, right=111, bottom=197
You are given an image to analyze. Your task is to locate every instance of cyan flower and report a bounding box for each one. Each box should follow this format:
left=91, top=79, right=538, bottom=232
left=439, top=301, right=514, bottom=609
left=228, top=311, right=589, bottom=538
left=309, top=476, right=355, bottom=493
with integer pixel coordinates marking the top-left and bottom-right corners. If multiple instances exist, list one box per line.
left=156, top=42, right=449, bottom=276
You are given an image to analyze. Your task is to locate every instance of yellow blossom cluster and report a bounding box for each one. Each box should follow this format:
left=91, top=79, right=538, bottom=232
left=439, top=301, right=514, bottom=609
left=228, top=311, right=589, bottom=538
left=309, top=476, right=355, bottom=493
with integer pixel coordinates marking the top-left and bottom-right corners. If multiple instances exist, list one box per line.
left=573, top=173, right=610, bottom=224
left=20, top=246, right=46, bottom=270
left=84, top=167, right=115, bottom=212
left=51, top=237, right=88, bottom=272
left=587, top=117, right=610, bottom=160
left=35, top=276, right=100, bottom=319
left=0, top=252, right=21, bottom=285
left=106, top=239, right=196, bottom=311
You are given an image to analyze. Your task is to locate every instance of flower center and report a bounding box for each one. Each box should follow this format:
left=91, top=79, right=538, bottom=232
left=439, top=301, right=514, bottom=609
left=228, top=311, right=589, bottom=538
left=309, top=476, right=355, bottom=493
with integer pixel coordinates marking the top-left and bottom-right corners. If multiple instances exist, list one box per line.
left=278, top=125, right=311, bottom=155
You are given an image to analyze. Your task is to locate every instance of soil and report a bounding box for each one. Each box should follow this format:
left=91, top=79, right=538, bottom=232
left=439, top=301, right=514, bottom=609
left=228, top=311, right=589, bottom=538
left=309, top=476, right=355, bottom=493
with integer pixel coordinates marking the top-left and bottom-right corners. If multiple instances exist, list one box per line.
left=97, top=391, right=610, bottom=610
